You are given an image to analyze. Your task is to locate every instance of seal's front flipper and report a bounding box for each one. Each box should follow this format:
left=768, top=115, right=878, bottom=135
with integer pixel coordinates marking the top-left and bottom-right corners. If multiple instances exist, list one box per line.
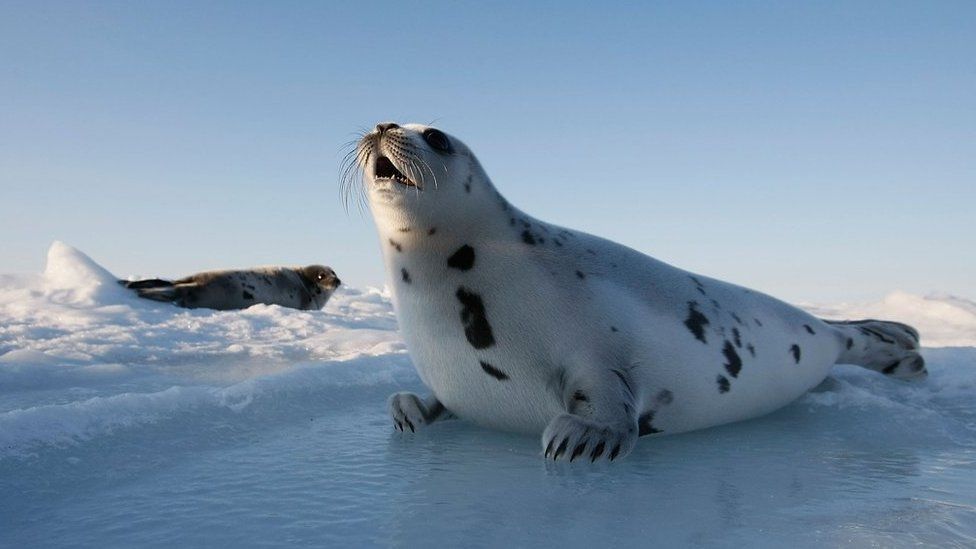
left=388, top=392, right=454, bottom=433
left=542, top=414, right=638, bottom=462
left=543, top=367, right=640, bottom=462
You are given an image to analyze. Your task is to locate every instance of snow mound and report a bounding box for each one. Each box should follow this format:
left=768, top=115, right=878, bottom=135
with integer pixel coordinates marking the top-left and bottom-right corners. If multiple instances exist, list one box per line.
left=803, top=291, right=976, bottom=347
left=42, top=241, right=130, bottom=306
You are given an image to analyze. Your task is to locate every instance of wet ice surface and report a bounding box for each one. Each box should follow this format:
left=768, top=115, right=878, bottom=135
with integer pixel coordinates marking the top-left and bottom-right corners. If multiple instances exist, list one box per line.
left=2, top=244, right=975, bottom=547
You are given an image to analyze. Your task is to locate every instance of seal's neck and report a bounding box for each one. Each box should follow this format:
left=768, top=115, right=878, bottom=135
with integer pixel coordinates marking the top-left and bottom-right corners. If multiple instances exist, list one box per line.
left=373, top=201, right=535, bottom=258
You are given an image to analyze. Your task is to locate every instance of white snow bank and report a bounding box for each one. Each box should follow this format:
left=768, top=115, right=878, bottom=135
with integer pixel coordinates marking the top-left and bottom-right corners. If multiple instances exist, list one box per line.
left=803, top=290, right=976, bottom=347
left=0, top=242, right=973, bottom=459
left=0, top=242, right=408, bottom=457
left=1, top=243, right=975, bottom=547
left=42, top=241, right=131, bottom=306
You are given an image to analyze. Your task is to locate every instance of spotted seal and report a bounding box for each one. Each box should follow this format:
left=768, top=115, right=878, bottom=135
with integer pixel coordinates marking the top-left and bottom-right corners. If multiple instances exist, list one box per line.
left=121, top=265, right=340, bottom=311
left=348, top=122, right=925, bottom=462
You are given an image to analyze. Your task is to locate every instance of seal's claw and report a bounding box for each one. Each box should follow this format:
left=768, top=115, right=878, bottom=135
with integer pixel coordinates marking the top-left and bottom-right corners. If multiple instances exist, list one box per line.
left=542, top=413, right=636, bottom=463
left=389, top=392, right=428, bottom=434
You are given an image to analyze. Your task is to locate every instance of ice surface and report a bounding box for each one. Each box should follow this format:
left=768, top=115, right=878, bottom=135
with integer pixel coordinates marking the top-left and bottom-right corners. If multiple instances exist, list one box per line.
left=1, top=243, right=974, bottom=547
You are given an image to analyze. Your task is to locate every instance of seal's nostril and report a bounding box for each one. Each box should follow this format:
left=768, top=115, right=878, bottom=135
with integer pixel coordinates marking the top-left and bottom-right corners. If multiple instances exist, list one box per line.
left=376, top=122, right=399, bottom=133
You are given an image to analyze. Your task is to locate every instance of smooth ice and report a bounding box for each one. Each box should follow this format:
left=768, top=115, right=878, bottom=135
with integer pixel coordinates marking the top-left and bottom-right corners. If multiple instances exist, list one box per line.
left=1, top=243, right=974, bottom=547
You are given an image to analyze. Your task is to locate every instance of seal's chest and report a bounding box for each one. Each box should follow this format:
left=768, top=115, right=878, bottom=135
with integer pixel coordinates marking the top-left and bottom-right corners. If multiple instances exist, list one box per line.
left=390, top=267, right=565, bottom=431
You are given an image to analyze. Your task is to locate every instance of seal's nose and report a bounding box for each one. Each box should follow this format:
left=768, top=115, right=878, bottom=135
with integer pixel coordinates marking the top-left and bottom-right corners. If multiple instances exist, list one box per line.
left=375, top=122, right=399, bottom=134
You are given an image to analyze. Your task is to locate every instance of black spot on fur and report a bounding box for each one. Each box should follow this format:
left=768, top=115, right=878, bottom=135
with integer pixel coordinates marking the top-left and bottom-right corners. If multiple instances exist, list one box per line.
left=389, top=239, right=402, bottom=252
left=804, top=324, right=816, bottom=335
left=846, top=337, right=854, bottom=350
left=572, top=390, right=589, bottom=402
left=509, top=218, right=516, bottom=227
left=732, top=328, right=742, bottom=348
left=684, top=301, right=710, bottom=344
left=747, top=343, right=756, bottom=357
left=428, top=227, right=437, bottom=236
left=447, top=245, right=475, bottom=271
left=717, top=375, right=730, bottom=393
left=731, top=313, right=743, bottom=325
left=479, top=361, right=509, bottom=380
left=722, top=340, right=742, bottom=378
left=242, top=290, right=254, bottom=300
left=521, top=230, right=536, bottom=245
left=656, top=390, right=674, bottom=405
left=754, top=318, right=763, bottom=327
left=456, top=287, right=495, bottom=349
left=586, top=248, right=596, bottom=255
left=639, top=411, right=662, bottom=436
left=401, top=268, right=411, bottom=284
left=790, top=344, right=801, bottom=363
left=554, top=239, right=563, bottom=247
left=575, top=270, right=585, bottom=279
left=610, top=326, right=619, bottom=333
left=710, top=299, right=721, bottom=310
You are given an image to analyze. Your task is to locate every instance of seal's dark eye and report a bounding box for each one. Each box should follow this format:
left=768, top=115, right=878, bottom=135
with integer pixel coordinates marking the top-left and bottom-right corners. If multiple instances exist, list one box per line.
left=316, top=273, right=326, bottom=280
left=422, top=129, right=452, bottom=153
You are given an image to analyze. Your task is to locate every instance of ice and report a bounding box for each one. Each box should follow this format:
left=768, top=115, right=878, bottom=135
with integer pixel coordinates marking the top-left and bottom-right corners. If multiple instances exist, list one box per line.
left=1, top=243, right=974, bottom=547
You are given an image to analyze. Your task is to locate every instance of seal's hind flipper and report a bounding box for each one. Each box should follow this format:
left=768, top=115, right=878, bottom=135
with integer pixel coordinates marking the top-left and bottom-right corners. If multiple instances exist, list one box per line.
left=132, top=285, right=181, bottom=303
left=826, top=319, right=927, bottom=380
left=121, top=278, right=174, bottom=290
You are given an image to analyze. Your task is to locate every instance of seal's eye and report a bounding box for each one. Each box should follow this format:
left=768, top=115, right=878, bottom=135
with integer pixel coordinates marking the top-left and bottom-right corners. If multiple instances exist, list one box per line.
left=422, top=129, right=452, bottom=153
left=316, top=272, right=326, bottom=280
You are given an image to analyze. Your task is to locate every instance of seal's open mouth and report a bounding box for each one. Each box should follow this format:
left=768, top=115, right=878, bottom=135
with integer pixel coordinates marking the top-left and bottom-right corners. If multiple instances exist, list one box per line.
left=374, top=156, right=417, bottom=187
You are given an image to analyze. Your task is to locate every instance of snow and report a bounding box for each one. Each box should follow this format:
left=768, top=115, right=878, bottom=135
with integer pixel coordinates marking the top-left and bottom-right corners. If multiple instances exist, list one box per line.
left=2, top=243, right=974, bottom=547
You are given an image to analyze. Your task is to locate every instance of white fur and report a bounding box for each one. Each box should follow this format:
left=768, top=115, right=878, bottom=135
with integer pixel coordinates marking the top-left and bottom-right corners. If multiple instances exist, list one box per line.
left=360, top=123, right=921, bottom=462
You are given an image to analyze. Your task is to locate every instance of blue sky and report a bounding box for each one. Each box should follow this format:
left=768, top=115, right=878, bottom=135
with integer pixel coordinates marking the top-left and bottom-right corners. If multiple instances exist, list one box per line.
left=1, top=1, right=973, bottom=302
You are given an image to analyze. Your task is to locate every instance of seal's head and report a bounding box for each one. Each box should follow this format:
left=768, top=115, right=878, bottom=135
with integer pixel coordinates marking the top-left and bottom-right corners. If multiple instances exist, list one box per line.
left=345, top=122, right=496, bottom=232
left=298, top=265, right=341, bottom=309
